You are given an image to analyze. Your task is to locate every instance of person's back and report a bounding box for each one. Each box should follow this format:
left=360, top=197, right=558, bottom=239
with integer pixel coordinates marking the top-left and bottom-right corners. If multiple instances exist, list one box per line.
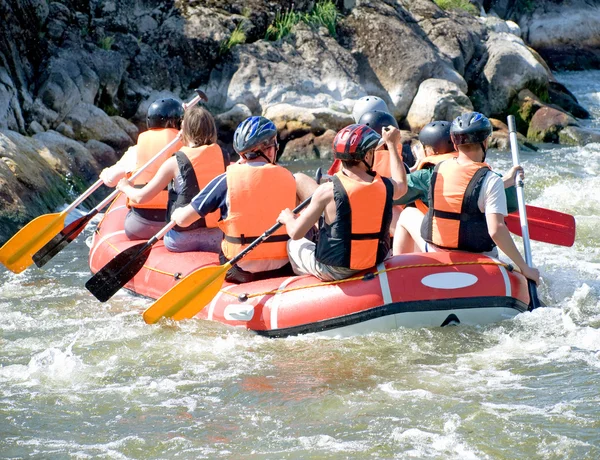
left=420, top=112, right=539, bottom=284
left=278, top=124, right=408, bottom=281
left=100, top=97, right=184, bottom=240
left=171, top=116, right=299, bottom=283
left=116, top=105, right=226, bottom=252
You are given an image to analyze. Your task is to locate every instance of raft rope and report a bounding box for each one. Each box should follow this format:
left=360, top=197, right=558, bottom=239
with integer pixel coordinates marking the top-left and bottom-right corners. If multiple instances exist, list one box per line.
left=219, top=260, right=513, bottom=301
left=94, top=212, right=514, bottom=299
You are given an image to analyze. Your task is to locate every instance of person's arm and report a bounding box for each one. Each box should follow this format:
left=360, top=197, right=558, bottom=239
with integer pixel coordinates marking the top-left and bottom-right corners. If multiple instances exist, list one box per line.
left=116, top=157, right=177, bottom=204
left=171, top=205, right=201, bottom=228
left=382, top=126, right=407, bottom=200
left=173, top=173, right=228, bottom=227
left=486, top=213, right=539, bottom=284
left=100, top=146, right=137, bottom=187
left=392, top=169, right=431, bottom=206
left=278, top=182, right=331, bottom=240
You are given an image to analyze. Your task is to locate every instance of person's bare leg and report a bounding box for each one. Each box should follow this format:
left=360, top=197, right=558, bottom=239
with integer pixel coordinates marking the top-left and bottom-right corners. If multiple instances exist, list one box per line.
left=389, top=205, right=403, bottom=237
left=294, top=172, right=319, bottom=204
left=393, top=207, right=426, bottom=255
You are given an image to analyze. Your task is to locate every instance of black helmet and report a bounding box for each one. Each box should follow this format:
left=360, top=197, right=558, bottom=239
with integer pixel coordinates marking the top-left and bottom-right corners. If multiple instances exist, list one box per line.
left=450, top=112, right=492, bottom=146
left=233, top=116, right=277, bottom=157
left=357, top=110, right=399, bottom=136
left=147, top=98, right=184, bottom=129
left=418, top=121, right=454, bottom=154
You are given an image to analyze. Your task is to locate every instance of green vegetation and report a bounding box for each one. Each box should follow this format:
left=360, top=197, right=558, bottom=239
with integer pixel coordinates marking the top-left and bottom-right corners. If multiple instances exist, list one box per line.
left=98, top=36, right=115, bottom=50
left=265, top=0, right=339, bottom=41
left=220, top=22, right=247, bottom=55
left=305, top=0, right=339, bottom=37
left=434, top=0, right=478, bottom=15
left=265, top=9, right=302, bottom=41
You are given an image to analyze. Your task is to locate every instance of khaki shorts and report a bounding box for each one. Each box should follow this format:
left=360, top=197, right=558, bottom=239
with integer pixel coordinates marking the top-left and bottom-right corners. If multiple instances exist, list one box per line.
left=287, top=238, right=361, bottom=281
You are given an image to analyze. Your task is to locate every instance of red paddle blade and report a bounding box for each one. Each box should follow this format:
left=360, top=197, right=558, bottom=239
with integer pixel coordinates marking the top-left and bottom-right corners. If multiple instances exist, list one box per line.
left=505, top=205, right=576, bottom=247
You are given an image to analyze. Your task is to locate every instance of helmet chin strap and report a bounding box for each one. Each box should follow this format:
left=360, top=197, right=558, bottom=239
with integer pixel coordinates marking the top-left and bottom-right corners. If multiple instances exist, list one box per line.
left=480, top=142, right=487, bottom=162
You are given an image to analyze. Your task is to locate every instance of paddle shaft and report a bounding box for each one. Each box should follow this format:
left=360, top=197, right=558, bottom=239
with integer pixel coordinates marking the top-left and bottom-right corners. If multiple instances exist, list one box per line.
left=507, top=115, right=541, bottom=309
left=229, top=196, right=313, bottom=266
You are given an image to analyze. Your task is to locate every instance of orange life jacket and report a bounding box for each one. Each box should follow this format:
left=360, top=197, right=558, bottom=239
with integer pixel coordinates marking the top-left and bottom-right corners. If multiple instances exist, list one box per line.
left=316, top=171, right=393, bottom=270
left=127, top=128, right=183, bottom=211
left=167, top=144, right=226, bottom=231
left=372, top=149, right=391, bottom=177
left=421, top=159, right=496, bottom=253
left=414, top=153, right=457, bottom=214
left=219, top=163, right=296, bottom=262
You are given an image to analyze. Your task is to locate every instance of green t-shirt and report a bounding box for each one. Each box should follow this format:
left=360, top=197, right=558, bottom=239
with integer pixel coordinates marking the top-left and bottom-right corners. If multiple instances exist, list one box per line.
left=393, top=167, right=518, bottom=213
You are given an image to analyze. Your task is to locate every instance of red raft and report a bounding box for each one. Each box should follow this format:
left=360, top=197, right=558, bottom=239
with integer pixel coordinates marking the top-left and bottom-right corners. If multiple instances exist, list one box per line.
left=89, top=195, right=531, bottom=337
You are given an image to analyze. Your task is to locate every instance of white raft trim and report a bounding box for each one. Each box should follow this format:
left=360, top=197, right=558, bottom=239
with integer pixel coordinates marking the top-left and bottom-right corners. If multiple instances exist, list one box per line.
left=208, top=285, right=236, bottom=321
left=377, top=262, right=392, bottom=304
left=89, top=230, right=126, bottom=263
left=270, top=277, right=296, bottom=329
left=498, top=265, right=512, bottom=297
left=420, top=272, right=478, bottom=290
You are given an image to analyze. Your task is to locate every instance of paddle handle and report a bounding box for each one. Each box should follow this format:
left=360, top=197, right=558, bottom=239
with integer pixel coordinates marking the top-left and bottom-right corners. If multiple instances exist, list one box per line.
left=507, top=115, right=540, bottom=309
left=229, top=196, right=313, bottom=266
left=507, top=116, right=533, bottom=266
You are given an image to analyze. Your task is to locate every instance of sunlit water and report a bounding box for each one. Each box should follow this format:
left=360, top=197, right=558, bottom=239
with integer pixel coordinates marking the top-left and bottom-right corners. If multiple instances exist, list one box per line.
left=2, top=72, right=600, bottom=458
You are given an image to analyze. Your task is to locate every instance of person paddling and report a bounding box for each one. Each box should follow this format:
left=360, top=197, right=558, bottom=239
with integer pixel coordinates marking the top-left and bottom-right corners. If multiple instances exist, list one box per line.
left=400, top=112, right=539, bottom=284
left=277, top=124, right=408, bottom=281
left=170, top=116, right=315, bottom=283
left=393, top=116, right=521, bottom=255
left=116, top=106, right=227, bottom=252
left=99, top=98, right=184, bottom=240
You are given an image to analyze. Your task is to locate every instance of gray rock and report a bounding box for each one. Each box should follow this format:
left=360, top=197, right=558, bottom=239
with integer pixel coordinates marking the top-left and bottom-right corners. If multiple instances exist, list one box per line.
left=215, top=104, right=252, bottom=133
left=62, top=102, right=133, bottom=150
left=518, top=0, right=600, bottom=70
left=207, top=23, right=362, bottom=116
left=474, top=32, right=549, bottom=116
left=111, top=116, right=139, bottom=143
left=559, top=126, right=600, bottom=146
left=33, top=130, right=101, bottom=182
left=85, top=139, right=118, bottom=167
left=0, top=67, right=25, bottom=132
left=406, top=79, right=473, bottom=131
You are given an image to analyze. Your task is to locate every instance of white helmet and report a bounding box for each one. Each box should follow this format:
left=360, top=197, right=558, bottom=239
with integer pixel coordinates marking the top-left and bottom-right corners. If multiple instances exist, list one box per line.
left=352, top=96, right=389, bottom=123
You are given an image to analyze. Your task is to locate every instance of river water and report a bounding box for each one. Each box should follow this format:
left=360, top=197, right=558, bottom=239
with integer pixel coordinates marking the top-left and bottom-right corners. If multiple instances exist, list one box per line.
left=1, top=71, right=599, bottom=459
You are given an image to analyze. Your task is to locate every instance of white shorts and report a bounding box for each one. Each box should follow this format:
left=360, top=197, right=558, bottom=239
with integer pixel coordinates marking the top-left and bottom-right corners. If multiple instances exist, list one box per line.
left=287, top=238, right=361, bottom=281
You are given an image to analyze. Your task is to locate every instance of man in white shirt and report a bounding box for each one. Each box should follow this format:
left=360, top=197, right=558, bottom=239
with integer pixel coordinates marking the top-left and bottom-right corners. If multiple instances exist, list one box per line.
left=419, top=112, right=539, bottom=284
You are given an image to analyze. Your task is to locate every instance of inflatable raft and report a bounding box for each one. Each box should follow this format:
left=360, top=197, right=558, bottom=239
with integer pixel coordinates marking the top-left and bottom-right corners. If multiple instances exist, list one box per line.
left=89, top=195, right=532, bottom=337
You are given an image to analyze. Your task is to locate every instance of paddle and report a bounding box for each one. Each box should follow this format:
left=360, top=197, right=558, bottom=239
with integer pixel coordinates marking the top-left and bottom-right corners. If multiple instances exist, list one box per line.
left=507, top=115, right=542, bottom=310
left=28, top=89, right=208, bottom=270
left=505, top=205, right=575, bottom=247
left=142, top=196, right=313, bottom=324
left=85, top=221, right=177, bottom=302
left=0, top=179, right=104, bottom=274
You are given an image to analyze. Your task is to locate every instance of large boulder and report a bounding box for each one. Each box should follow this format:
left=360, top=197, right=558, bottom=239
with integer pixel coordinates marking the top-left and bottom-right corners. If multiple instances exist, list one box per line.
left=0, top=130, right=76, bottom=244
left=342, top=0, right=466, bottom=119
left=207, top=22, right=363, bottom=120
left=406, top=78, right=473, bottom=131
left=471, top=32, right=549, bottom=117
left=527, top=106, right=579, bottom=143
left=518, top=0, right=600, bottom=70
left=61, top=102, right=133, bottom=150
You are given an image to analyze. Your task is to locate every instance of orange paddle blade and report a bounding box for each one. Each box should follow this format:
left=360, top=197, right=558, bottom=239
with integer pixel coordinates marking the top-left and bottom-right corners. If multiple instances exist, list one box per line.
left=143, top=263, right=231, bottom=324
left=0, top=212, right=67, bottom=273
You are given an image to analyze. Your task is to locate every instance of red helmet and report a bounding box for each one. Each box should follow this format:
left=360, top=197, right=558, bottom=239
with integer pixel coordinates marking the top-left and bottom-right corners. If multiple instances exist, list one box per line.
left=333, top=124, right=381, bottom=161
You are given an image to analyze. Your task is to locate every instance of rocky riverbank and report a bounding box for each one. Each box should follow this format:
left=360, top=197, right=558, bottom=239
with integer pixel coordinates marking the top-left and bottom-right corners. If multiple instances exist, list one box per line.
left=1, top=0, right=600, bottom=244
